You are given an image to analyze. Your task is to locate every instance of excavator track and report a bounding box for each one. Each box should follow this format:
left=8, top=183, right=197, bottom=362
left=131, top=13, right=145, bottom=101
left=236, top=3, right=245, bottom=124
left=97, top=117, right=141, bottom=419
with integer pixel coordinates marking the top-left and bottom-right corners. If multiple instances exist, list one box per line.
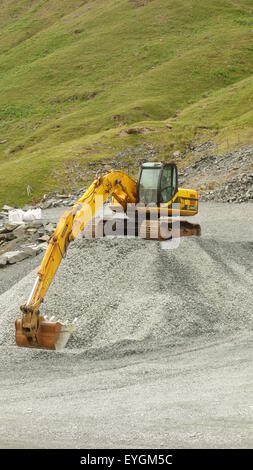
left=140, top=220, right=201, bottom=240
left=84, top=217, right=201, bottom=240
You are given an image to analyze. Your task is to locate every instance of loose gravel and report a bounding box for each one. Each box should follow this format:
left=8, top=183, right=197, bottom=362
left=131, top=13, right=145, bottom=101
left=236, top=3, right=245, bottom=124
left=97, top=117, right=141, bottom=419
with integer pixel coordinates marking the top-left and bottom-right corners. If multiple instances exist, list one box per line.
left=0, top=235, right=252, bottom=358
left=0, top=203, right=252, bottom=448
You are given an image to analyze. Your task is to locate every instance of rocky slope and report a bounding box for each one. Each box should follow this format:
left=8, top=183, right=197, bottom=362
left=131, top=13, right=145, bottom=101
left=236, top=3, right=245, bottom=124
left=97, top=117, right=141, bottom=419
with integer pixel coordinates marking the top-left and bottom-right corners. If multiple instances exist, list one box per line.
left=179, top=145, right=253, bottom=203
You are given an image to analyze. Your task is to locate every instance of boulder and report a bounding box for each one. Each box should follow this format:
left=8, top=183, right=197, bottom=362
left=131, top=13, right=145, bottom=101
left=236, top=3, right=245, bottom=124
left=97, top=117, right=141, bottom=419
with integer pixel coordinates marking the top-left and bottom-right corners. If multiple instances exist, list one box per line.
left=67, top=200, right=75, bottom=206
left=26, top=228, right=39, bottom=235
left=40, top=242, right=49, bottom=251
left=0, top=256, right=7, bottom=267
left=1, top=251, right=29, bottom=264
left=13, top=225, right=26, bottom=239
left=22, top=244, right=42, bottom=257
left=38, top=234, right=50, bottom=243
left=56, top=194, right=69, bottom=199
left=42, top=199, right=54, bottom=209
left=126, top=127, right=144, bottom=135
left=38, top=227, right=46, bottom=236
left=2, top=205, right=14, bottom=212
left=3, top=222, right=20, bottom=232
left=25, top=220, right=43, bottom=229
left=3, top=232, right=16, bottom=241
left=44, top=223, right=56, bottom=234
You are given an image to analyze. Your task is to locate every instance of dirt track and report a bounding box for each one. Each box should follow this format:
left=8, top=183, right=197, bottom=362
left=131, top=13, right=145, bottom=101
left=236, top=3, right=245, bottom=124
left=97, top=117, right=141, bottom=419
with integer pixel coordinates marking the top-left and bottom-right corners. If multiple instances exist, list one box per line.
left=0, top=202, right=252, bottom=448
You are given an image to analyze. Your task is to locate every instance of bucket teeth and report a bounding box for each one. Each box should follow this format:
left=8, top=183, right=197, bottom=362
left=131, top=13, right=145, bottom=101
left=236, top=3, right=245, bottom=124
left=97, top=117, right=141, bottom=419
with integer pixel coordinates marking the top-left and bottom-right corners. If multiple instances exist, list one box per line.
left=15, top=317, right=75, bottom=351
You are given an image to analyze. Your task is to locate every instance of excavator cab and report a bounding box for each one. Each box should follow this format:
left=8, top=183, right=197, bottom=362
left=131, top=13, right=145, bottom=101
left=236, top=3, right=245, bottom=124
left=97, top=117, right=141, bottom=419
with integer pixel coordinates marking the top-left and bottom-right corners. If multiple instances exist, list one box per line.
left=137, top=162, right=178, bottom=205
left=136, top=162, right=198, bottom=218
left=135, top=162, right=199, bottom=239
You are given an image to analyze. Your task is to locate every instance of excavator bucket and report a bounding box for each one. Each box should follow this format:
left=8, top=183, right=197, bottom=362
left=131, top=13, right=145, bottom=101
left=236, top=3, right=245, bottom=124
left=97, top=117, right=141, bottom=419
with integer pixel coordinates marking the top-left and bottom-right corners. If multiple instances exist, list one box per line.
left=15, top=317, right=75, bottom=351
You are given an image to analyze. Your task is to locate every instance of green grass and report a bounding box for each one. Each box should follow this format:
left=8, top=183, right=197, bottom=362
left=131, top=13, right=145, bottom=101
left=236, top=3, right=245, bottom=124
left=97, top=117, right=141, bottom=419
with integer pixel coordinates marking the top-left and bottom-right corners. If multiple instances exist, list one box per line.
left=0, top=0, right=253, bottom=206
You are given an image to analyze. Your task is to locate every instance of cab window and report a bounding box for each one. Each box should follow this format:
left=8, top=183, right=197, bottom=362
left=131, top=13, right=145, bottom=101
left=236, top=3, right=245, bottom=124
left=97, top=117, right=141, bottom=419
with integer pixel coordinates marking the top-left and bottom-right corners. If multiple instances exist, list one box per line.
left=139, top=168, right=160, bottom=204
left=160, top=165, right=177, bottom=203
left=160, top=166, right=172, bottom=202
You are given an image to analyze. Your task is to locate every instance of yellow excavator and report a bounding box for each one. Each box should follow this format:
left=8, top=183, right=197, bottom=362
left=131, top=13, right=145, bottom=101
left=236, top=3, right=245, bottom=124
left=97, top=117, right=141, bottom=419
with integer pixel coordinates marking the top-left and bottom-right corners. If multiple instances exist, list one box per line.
left=15, top=162, right=200, bottom=351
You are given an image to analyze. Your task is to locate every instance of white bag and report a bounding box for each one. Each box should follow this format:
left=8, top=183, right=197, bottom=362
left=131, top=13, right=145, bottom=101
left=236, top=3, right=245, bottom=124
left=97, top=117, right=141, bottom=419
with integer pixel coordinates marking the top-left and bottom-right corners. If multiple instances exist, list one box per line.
left=9, top=208, right=42, bottom=223
left=23, top=208, right=42, bottom=222
left=8, top=209, right=24, bottom=223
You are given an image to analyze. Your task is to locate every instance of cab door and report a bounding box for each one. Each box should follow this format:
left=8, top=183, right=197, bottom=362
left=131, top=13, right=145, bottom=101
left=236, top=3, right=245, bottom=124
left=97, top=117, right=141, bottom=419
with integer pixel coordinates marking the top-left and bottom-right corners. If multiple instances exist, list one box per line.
left=158, top=164, right=178, bottom=204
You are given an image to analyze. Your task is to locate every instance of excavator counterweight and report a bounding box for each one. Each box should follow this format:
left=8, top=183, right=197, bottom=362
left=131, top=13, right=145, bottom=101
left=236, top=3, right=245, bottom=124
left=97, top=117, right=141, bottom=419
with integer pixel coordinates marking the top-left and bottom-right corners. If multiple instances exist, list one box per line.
left=15, top=163, right=199, bottom=351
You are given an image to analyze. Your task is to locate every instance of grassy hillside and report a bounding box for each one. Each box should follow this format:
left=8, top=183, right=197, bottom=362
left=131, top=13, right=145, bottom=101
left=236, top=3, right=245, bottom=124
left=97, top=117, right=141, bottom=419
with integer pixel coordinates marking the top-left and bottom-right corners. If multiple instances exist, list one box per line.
left=0, top=0, right=253, bottom=206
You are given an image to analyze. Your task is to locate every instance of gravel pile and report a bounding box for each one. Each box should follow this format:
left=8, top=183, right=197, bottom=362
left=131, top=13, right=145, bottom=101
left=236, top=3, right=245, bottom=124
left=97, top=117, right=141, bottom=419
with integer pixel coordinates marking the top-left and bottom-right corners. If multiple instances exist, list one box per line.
left=0, top=236, right=252, bottom=356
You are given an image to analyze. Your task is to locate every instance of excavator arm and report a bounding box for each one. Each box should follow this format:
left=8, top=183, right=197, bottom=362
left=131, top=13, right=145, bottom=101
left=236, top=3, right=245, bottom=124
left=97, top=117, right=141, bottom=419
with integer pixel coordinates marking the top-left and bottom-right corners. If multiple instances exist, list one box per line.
left=15, top=171, right=137, bottom=350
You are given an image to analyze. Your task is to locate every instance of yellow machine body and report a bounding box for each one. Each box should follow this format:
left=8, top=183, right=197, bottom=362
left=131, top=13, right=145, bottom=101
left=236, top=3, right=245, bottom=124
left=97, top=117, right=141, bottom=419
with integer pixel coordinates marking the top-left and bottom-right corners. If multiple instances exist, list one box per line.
left=15, top=163, right=199, bottom=351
